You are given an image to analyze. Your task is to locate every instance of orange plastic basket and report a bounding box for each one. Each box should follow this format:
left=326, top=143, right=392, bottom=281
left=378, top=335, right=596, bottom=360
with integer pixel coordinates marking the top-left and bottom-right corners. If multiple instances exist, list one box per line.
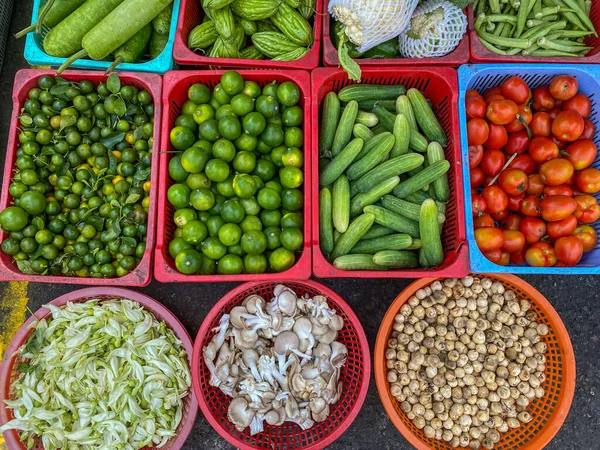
left=374, top=274, right=576, bottom=450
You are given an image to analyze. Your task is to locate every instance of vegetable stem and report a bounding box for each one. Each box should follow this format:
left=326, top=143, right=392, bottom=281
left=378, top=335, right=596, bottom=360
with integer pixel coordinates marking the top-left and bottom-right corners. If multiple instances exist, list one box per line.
left=14, top=24, right=36, bottom=39
left=105, top=56, right=124, bottom=75
left=36, top=0, right=56, bottom=35
left=56, top=49, right=88, bottom=75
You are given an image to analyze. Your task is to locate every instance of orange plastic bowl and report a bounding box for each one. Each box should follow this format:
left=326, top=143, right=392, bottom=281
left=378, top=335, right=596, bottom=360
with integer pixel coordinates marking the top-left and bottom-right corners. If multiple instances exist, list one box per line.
left=374, top=274, right=576, bottom=450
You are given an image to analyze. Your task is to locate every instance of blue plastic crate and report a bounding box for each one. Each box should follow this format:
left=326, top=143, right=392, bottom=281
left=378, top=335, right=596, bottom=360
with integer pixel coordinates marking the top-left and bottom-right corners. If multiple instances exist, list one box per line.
left=23, top=0, right=179, bottom=74
left=459, top=63, right=600, bottom=275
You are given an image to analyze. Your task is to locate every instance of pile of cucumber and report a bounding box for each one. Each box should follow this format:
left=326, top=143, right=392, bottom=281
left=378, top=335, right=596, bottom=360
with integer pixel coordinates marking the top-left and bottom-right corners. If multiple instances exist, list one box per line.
left=17, top=0, right=174, bottom=73
left=318, top=84, right=451, bottom=271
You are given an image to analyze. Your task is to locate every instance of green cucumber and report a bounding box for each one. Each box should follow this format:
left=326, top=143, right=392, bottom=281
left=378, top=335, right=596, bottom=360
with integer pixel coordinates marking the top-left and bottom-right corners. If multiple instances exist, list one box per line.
left=320, top=138, right=364, bottom=186
left=407, top=238, right=422, bottom=250
left=356, top=99, right=396, bottom=112
left=355, top=132, right=391, bottom=160
left=404, top=190, right=431, bottom=204
left=350, top=234, right=413, bottom=255
left=392, top=113, right=411, bottom=157
left=419, top=198, right=444, bottom=267
left=319, top=92, right=341, bottom=156
left=346, top=134, right=394, bottom=180
left=330, top=213, right=375, bottom=261
left=333, top=254, right=386, bottom=271
left=360, top=224, right=396, bottom=240
left=396, top=95, right=418, bottom=131
left=105, top=23, right=152, bottom=74
left=427, top=142, right=450, bottom=202
left=149, top=30, right=169, bottom=58
left=407, top=88, right=447, bottom=147
left=319, top=188, right=334, bottom=255
left=372, top=103, right=396, bottom=132
left=393, top=160, right=450, bottom=199
left=381, top=196, right=446, bottom=224
left=373, top=250, right=420, bottom=268
left=332, top=175, right=350, bottom=233
left=338, top=84, right=406, bottom=102
left=355, top=111, right=378, bottom=128
left=350, top=176, right=400, bottom=217
left=363, top=205, right=420, bottom=238
left=152, top=3, right=173, bottom=34
left=351, top=154, right=424, bottom=195
left=410, top=129, right=429, bottom=152
left=353, top=123, right=374, bottom=142
left=16, top=0, right=87, bottom=38
left=331, top=100, right=358, bottom=157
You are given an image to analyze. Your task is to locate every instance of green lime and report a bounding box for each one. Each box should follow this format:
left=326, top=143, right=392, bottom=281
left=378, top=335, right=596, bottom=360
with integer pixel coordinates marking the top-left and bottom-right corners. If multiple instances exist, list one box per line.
left=240, top=230, right=267, bottom=256
left=282, top=105, right=303, bottom=127
left=182, top=220, right=208, bottom=244
left=170, top=126, right=196, bottom=151
left=254, top=159, right=276, bottom=182
left=243, top=81, right=262, bottom=99
left=235, top=133, right=258, bottom=152
left=244, top=254, right=267, bottom=274
left=231, top=93, right=254, bottom=116
left=281, top=189, right=303, bottom=212
left=175, top=248, right=203, bottom=274
left=212, top=84, right=232, bottom=106
left=218, top=117, right=242, bottom=140
left=199, top=256, right=216, bottom=274
left=198, top=211, right=211, bottom=223
left=167, top=183, right=191, bottom=208
left=169, top=237, right=192, bottom=258
left=207, top=215, right=225, bottom=236
left=263, top=82, right=278, bottom=97
left=228, top=244, right=244, bottom=256
left=259, top=209, right=281, bottom=227
left=9, top=182, right=28, bottom=198
left=240, top=215, right=262, bottom=233
left=174, top=209, right=197, bottom=228
left=218, top=223, right=242, bottom=246
left=20, top=169, right=38, bottom=186
left=181, top=146, right=210, bottom=173
left=221, top=71, right=245, bottom=95
left=282, top=147, right=304, bottom=168
left=175, top=114, right=198, bottom=132
left=280, top=227, right=303, bottom=251
left=264, top=227, right=281, bottom=250
left=253, top=175, right=264, bottom=190
left=199, top=119, right=221, bottom=142
left=202, top=236, right=227, bottom=260
left=233, top=151, right=256, bottom=174
left=217, top=175, right=235, bottom=198
left=281, top=212, right=303, bottom=228
left=267, top=114, right=282, bottom=126
left=271, top=145, right=285, bottom=167
left=182, top=100, right=198, bottom=115
left=261, top=123, right=284, bottom=147
left=277, top=81, right=301, bottom=106
left=233, top=174, right=257, bottom=199
left=265, top=180, right=282, bottom=193
left=280, top=166, right=303, bottom=188
left=205, top=159, right=230, bottom=182
left=215, top=104, right=236, bottom=120
left=221, top=199, right=245, bottom=224
left=186, top=173, right=212, bottom=190
left=243, top=112, right=267, bottom=136
left=212, top=139, right=236, bottom=162
left=240, top=197, right=260, bottom=216
left=217, top=254, right=243, bottom=274
left=20, top=191, right=47, bottom=215
left=285, top=127, right=303, bottom=148
left=209, top=95, right=220, bottom=111
left=256, top=138, right=272, bottom=155
left=35, top=229, right=53, bottom=245
left=1, top=238, right=20, bottom=255
left=189, top=83, right=211, bottom=104
left=257, top=188, right=281, bottom=210
left=256, top=95, right=279, bottom=118
left=190, top=188, right=215, bottom=211
left=269, top=247, right=295, bottom=272
left=193, top=139, right=213, bottom=153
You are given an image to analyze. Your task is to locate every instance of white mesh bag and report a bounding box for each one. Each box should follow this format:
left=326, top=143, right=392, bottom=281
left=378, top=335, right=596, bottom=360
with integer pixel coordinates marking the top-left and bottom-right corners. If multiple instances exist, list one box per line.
left=398, top=0, right=467, bottom=58
left=329, top=0, right=419, bottom=53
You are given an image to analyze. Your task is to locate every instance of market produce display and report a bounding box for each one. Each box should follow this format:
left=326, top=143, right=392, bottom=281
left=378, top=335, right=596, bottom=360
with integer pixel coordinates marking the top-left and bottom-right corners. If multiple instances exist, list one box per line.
left=467, top=74, right=599, bottom=267
left=473, top=0, right=596, bottom=57
left=0, top=298, right=192, bottom=449
left=186, top=0, right=316, bottom=61
left=203, top=284, right=347, bottom=434
left=318, top=83, right=450, bottom=271
left=167, top=71, right=305, bottom=276
left=0, top=73, right=153, bottom=278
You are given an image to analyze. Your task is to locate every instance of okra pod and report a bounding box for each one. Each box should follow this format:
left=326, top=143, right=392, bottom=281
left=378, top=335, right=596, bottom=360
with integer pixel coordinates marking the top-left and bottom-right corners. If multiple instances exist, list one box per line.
left=478, top=29, right=531, bottom=48
left=490, top=0, right=501, bottom=14
left=561, top=0, right=597, bottom=36
left=538, top=36, right=592, bottom=53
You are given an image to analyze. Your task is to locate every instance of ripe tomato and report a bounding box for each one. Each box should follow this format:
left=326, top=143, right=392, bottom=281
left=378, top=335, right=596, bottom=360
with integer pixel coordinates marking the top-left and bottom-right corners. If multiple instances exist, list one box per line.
left=543, top=184, right=573, bottom=197
left=541, top=195, right=578, bottom=222
left=509, top=154, right=537, bottom=175
left=466, top=96, right=487, bottom=119
left=469, top=145, right=484, bottom=168
left=501, top=76, right=531, bottom=104
left=475, top=227, right=504, bottom=252
left=483, top=249, right=503, bottom=264
left=549, top=75, right=578, bottom=101
left=491, top=209, right=509, bottom=221
left=539, top=158, right=575, bottom=186
left=527, top=174, right=545, bottom=195
left=505, top=130, right=530, bottom=155
left=521, top=195, right=542, bottom=217
left=486, top=94, right=506, bottom=103
left=528, top=137, right=559, bottom=163
left=526, top=242, right=557, bottom=267
left=484, top=124, right=509, bottom=149
left=498, top=169, right=528, bottom=196
left=467, top=118, right=490, bottom=146
left=562, top=93, right=591, bottom=119
left=511, top=245, right=529, bottom=265
left=474, top=214, right=495, bottom=229
left=552, top=110, right=584, bottom=142
left=550, top=135, right=568, bottom=150
left=506, top=104, right=533, bottom=133
left=498, top=252, right=511, bottom=266
left=565, top=172, right=577, bottom=186
left=487, top=99, right=519, bottom=125
left=507, top=193, right=525, bottom=212
left=472, top=195, right=487, bottom=217
left=576, top=168, right=600, bottom=193
left=547, top=108, right=561, bottom=120
left=532, top=85, right=556, bottom=111
left=481, top=186, right=508, bottom=214
left=547, top=215, right=578, bottom=240
left=480, top=149, right=506, bottom=176
left=484, top=86, right=502, bottom=97
left=520, top=217, right=547, bottom=244
left=471, top=167, right=485, bottom=188
left=466, top=89, right=482, bottom=99
left=564, top=139, right=597, bottom=170
left=503, top=214, right=522, bottom=231
left=530, top=112, right=552, bottom=137
left=573, top=225, right=598, bottom=252
left=574, top=195, right=600, bottom=223
left=501, top=230, right=526, bottom=253
left=555, top=236, right=583, bottom=266
left=581, top=119, right=595, bottom=140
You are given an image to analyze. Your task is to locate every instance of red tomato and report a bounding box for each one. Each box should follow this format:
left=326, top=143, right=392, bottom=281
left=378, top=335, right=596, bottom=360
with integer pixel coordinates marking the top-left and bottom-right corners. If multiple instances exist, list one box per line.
left=543, top=184, right=573, bottom=197
left=467, top=118, right=490, bottom=146
left=520, top=217, right=547, bottom=244
left=474, top=214, right=495, bottom=229
left=528, top=137, right=559, bottom=163
left=552, top=110, right=584, bottom=142
left=576, top=168, right=600, bottom=193
left=501, top=76, right=531, bottom=104
left=498, top=169, right=529, bottom=196
left=484, top=86, right=502, bottom=99
left=539, top=158, right=575, bottom=186
left=547, top=108, right=561, bottom=120
left=509, top=154, right=537, bottom=175
left=527, top=174, right=545, bottom=195
left=466, top=96, right=487, bottom=119
left=530, top=112, right=552, bottom=137
left=486, top=99, right=519, bottom=125
left=550, top=135, right=569, bottom=150
left=486, top=94, right=506, bottom=103
left=503, top=214, right=522, bottom=231
left=480, top=149, right=506, bottom=176
left=471, top=167, right=485, bottom=188
left=547, top=215, right=578, bottom=240
left=466, top=89, right=482, bottom=99
left=526, top=242, right=557, bottom=267
left=549, top=75, right=578, bottom=101
left=472, top=195, right=487, bottom=217
left=501, top=230, right=526, bottom=253
left=475, top=227, right=504, bottom=252
left=498, top=252, right=511, bottom=266
left=484, top=124, right=509, bottom=149
left=532, top=85, right=556, bottom=111
left=481, top=186, right=508, bottom=214
left=562, top=93, right=591, bottom=119
left=469, top=145, right=484, bottom=168
left=541, top=195, right=578, bottom=222
left=581, top=119, right=595, bottom=140
left=491, top=209, right=509, bottom=221
left=505, top=130, right=530, bottom=155
left=555, top=236, right=583, bottom=266
left=507, top=193, right=525, bottom=212
left=483, top=249, right=503, bottom=264
left=506, top=105, right=533, bottom=133
left=573, top=225, right=598, bottom=252
left=574, top=195, right=600, bottom=223
left=565, top=171, right=577, bottom=186
left=521, top=195, right=542, bottom=217
left=511, top=245, right=529, bottom=265
left=564, top=139, right=597, bottom=170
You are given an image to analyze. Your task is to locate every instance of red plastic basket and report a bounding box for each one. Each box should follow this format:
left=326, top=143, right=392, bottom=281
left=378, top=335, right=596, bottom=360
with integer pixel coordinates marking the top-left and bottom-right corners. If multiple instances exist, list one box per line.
left=322, top=0, right=470, bottom=68
left=0, top=70, right=162, bottom=286
left=191, top=280, right=370, bottom=450
left=173, top=0, right=321, bottom=69
left=311, top=67, right=469, bottom=279
left=0, top=287, right=199, bottom=450
left=155, top=70, right=312, bottom=283
left=468, top=3, right=600, bottom=63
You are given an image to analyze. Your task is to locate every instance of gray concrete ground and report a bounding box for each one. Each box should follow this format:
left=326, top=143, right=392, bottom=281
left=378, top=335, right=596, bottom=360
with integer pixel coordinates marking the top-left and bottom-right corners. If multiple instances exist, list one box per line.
left=0, top=3, right=599, bottom=449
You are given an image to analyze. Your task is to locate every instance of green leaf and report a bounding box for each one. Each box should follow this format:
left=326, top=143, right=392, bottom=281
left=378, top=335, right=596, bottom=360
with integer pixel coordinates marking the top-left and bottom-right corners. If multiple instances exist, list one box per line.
left=32, top=217, right=44, bottom=230
left=126, top=103, right=140, bottom=116
left=40, top=147, right=55, bottom=156
left=107, top=73, right=121, bottom=94
left=104, top=219, right=121, bottom=240
left=110, top=199, right=121, bottom=208
left=122, top=237, right=137, bottom=247
left=57, top=163, right=71, bottom=177
left=60, top=114, right=77, bottom=130
left=16, top=260, right=36, bottom=275
left=101, top=131, right=126, bottom=149
left=133, top=167, right=151, bottom=183
left=86, top=216, right=105, bottom=232
left=114, top=98, right=127, bottom=117
left=50, top=84, right=69, bottom=96
left=133, top=126, right=144, bottom=143
left=337, top=28, right=362, bottom=82
left=29, top=246, right=44, bottom=261
left=125, top=194, right=140, bottom=204
left=108, top=150, right=118, bottom=173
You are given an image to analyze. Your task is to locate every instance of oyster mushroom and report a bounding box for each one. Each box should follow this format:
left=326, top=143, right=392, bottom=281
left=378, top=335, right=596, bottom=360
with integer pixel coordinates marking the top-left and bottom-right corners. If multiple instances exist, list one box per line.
left=275, top=286, right=298, bottom=316
left=241, top=349, right=262, bottom=382
left=294, top=317, right=315, bottom=356
left=288, top=407, right=315, bottom=430
left=243, top=294, right=266, bottom=315
left=318, top=327, right=338, bottom=345
left=258, top=354, right=289, bottom=391
left=330, top=342, right=348, bottom=369
left=228, top=397, right=255, bottom=432
left=274, top=331, right=311, bottom=367
left=309, top=396, right=330, bottom=423
left=265, top=407, right=286, bottom=426
left=230, top=306, right=248, bottom=329
left=313, top=343, right=332, bottom=359
left=232, top=327, right=259, bottom=350
left=328, top=315, right=344, bottom=332
left=310, top=319, right=329, bottom=337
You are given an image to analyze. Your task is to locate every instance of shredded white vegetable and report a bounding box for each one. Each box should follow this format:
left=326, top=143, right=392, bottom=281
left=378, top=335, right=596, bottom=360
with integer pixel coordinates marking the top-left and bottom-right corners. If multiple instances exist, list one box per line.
left=0, top=299, right=192, bottom=450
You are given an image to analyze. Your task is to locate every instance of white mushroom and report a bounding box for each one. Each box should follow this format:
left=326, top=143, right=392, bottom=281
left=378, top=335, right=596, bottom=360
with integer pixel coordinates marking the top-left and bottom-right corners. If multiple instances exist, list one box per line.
left=318, top=327, right=338, bottom=345
left=288, top=407, right=315, bottom=430
left=330, top=342, right=348, bottom=369
left=228, top=397, right=255, bottom=432
left=243, top=294, right=266, bottom=315
left=275, top=287, right=298, bottom=316
left=313, top=343, right=332, bottom=359
left=249, top=413, right=266, bottom=435
left=258, top=355, right=289, bottom=391
left=230, top=306, right=248, bottom=329
left=242, top=349, right=262, bottom=382
left=328, top=315, right=344, bottom=331
left=265, top=407, right=286, bottom=426
left=309, top=396, right=330, bottom=423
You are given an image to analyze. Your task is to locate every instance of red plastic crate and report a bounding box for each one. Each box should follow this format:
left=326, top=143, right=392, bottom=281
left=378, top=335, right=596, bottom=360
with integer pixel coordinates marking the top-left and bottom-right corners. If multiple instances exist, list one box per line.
left=0, top=70, right=162, bottom=286
left=468, top=3, right=600, bottom=63
left=173, top=0, right=321, bottom=69
left=322, top=0, right=470, bottom=68
left=155, top=70, right=312, bottom=283
left=311, top=67, right=469, bottom=279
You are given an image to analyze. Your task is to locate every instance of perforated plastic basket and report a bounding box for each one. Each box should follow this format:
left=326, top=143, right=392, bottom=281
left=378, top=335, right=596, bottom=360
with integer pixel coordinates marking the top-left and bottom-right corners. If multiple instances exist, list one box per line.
left=172, top=0, right=321, bottom=69
left=154, top=70, right=311, bottom=283
left=192, top=280, right=370, bottom=450
left=459, top=63, right=600, bottom=274
left=468, top=3, right=600, bottom=64
left=322, top=0, right=469, bottom=68
left=0, top=69, right=162, bottom=286
left=23, top=0, right=180, bottom=73
left=0, top=0, right=13, bottom=74
left=0, top=287, right=199, bottom=450
left=375, top=274, right=576, bottom=450
left=311, top=67, right=469, bottom=279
